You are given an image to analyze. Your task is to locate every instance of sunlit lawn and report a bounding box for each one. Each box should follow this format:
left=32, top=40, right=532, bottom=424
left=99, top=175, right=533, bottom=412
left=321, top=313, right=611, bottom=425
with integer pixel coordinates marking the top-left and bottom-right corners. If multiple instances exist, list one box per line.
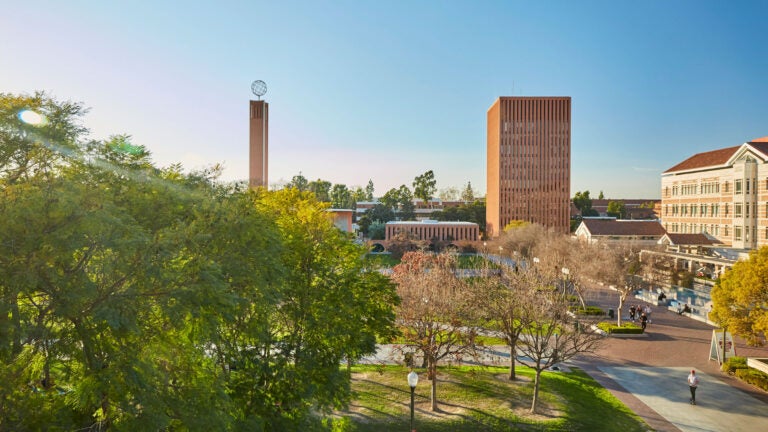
left=365, top=253, right=499, bottom=269
left=337, top=364, right=649, bottom=432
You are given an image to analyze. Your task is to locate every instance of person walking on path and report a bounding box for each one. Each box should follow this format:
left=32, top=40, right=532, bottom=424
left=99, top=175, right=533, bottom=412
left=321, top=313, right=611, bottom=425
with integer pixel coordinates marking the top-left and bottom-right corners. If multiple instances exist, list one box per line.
left=640, top=313, right=648, bottom=332
left=688, top=369, right=700, bottom=405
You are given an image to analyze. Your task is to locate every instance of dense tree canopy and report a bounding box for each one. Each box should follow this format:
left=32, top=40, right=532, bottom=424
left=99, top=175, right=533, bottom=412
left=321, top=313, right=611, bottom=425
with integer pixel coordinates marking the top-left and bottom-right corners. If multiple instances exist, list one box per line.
left=606, top=200, right=627, bottom=219
left=412, top=170, right=437, bottom=203
left=287, top=172, right=309, bottom=191
left=431, top=200, right=486, bottom=237
left=573, top=191, right=598, bottom=217
left=710, top=247, right=768, bottom=346
left=461, top=181, right=475, bottom=202
left=0, top=92, right=397, bottom=431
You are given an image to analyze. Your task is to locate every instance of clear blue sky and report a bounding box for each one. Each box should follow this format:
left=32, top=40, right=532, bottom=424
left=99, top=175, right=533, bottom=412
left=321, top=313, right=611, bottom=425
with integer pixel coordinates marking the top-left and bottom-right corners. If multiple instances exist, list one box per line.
left=3, top=1, right=767, bottom=199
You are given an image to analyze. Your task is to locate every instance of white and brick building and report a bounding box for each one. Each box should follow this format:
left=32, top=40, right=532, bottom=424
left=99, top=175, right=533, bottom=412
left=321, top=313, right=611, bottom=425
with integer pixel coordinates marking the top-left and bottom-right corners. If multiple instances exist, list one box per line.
left=661, top=136, right=768, bottom=249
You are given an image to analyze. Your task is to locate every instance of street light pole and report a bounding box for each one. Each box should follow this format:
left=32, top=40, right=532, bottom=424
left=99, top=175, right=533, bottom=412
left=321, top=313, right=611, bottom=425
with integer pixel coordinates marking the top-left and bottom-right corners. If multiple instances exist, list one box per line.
left=407, top=371, right=419, bottom=432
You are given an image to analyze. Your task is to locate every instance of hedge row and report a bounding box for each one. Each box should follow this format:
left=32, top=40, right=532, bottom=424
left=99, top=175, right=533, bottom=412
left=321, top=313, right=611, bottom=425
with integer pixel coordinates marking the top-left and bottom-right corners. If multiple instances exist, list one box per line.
left=722, top=356, right=768, bottom=392
left=596, top=322, right=643, bottom=334
left=572, top=306, right=604, bottom=316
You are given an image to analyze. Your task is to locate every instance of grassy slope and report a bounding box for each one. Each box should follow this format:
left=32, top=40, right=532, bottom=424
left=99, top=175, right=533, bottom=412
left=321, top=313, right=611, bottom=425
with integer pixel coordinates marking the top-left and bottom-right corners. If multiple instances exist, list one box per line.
left=339, top=365, right=649, bottom=432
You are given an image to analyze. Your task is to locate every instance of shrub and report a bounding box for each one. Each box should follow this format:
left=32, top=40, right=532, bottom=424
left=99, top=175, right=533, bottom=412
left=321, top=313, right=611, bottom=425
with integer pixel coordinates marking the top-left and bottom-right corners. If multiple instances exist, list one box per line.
left=722, top=356, right=748, bottom=374
left=597, top=322, right=643, bottom=334
left=573, top=306, right=604, bottom=316
left=735, top=367, right=768, bottom=392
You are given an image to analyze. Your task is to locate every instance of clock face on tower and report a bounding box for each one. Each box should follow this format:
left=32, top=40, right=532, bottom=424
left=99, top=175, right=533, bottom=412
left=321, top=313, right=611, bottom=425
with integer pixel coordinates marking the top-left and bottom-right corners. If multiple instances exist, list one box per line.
left=251, top=80, right=267, bottom=98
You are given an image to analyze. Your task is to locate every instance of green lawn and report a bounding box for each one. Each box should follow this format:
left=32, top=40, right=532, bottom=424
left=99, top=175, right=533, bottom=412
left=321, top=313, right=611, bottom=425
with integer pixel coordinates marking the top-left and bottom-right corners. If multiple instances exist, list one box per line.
left=336, top=364, right=649, bottom=432
left=365, top=253, right=499, bottom=269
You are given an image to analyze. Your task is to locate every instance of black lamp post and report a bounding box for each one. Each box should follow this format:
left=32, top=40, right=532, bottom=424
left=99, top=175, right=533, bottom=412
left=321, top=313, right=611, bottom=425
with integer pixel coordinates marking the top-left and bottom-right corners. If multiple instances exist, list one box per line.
left=407, top=371, right=419, bottom=432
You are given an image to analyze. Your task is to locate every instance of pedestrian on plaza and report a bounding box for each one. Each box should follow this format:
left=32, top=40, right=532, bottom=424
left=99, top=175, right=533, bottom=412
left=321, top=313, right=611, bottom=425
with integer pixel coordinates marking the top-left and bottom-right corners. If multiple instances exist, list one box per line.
left=629, top=305, right=636, bottom=321
left=644, top=305, right=653, bottom=324
left=688, top=369, right=700, bottom=405
left=640, top=313, right=648, bottom=332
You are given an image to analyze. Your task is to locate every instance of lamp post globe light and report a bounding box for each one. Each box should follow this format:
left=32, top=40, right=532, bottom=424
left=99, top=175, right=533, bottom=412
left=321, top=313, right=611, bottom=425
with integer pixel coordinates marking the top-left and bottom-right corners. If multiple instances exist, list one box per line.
left=407, top=371, right=419, bottom=432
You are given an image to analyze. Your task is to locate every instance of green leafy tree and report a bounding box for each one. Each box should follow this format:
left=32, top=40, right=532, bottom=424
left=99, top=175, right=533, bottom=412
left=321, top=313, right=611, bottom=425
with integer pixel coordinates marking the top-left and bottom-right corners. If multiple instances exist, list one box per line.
left=380, top=185, right=414, bottom=220
left=252, top=189, right=398, bottom=422
left=606, top=200, right=627, bottom=219
left=461, top=181, right=475, bottom=202
left=412, top=170, right=437, bottom=204
left=380, top=187, right=401, bottom=210
left=573, top=190, right=598, bottom=216
left=598, top=190, right=605, bottom=199
left=351, top=186, right=367, bottom=204
left=357, top=204, right=395, bottom=237
left=710, top=247, right=768, bottom=346
left=307, top=179, right=331, bottom=202
left=368, top=221, right=386, bottom=240
left=0, top=122, right=237, bottom=429
left=431, top=201, right=487, bottom=238
left=365, top=179, right=375, bottom=201
left=398, top=185, right=415, bottom=220
left=0, top=92, right=399, bottom=431
left=287, top=172, right=309, bottom=191
left=330, top=183, right=353, bottom=208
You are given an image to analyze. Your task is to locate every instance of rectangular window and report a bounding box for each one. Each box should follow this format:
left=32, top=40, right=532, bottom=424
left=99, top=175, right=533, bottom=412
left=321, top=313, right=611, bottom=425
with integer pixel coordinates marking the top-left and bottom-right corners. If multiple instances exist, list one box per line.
left=691, top=206, right=697, bottom=216
left=747, top=179, right=751, bottom=194
left=735, top=204, right=742, bottom=218
left=735, top=226, right=742, bottom=241
left=736, top=180, right=743, bottom=194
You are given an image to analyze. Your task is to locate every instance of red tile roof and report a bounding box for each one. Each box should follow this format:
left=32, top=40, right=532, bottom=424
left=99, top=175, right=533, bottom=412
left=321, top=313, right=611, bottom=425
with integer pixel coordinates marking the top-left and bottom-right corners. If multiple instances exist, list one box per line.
left=664, top=137, right=768, bottom=174
left=662, top=233, right=720, bottom=246
left=580, top=219, right=666, bottom=237
left=663, top=146, right=740, bottom=174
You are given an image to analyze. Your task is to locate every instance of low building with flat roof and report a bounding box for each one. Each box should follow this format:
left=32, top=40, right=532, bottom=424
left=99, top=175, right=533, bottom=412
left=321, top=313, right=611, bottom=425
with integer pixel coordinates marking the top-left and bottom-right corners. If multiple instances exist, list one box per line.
left=385, top=220, right=479, bottom=243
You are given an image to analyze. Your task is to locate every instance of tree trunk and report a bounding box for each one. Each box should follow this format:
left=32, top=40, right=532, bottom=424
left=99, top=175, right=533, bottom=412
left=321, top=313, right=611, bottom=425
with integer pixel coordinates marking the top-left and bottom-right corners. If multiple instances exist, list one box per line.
left=429, top=358, right=438, bottom=412
left=508, top=345, right=516, bottom=380
left=617, top=295, right=625, bottom=327
left=530, top=369, right=542, bottom=413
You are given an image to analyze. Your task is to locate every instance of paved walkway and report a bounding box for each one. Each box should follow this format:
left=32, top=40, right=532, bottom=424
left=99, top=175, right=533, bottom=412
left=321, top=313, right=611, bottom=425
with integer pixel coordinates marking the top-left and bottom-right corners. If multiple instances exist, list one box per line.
left=577, top=286, right=768, bottom=432
left=364, top=286, right=768, bottom=431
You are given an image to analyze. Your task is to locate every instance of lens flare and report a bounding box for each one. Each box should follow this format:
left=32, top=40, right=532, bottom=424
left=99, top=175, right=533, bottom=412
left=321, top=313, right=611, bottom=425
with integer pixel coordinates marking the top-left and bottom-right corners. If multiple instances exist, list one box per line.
left=18, top=109, right=47, bottom=126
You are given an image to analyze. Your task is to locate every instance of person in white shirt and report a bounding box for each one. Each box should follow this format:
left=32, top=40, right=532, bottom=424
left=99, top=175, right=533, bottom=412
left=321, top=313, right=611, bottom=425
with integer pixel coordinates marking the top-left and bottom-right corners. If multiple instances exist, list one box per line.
left=687, top=369, right=700, bottom=405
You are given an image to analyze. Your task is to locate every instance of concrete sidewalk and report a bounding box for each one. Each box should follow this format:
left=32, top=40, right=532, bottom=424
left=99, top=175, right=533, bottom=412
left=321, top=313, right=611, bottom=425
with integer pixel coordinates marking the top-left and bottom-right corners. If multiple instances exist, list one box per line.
left=583, top=286, right=768, bottom=431
left=598, top=366, right=768, bottom=432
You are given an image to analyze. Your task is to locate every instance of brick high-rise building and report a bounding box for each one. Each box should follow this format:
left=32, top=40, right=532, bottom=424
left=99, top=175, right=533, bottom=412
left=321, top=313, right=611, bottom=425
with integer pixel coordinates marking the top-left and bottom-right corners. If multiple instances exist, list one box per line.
left=486, top=97, right=571, bottom=236
left=249, top=100, right=269, bottom=187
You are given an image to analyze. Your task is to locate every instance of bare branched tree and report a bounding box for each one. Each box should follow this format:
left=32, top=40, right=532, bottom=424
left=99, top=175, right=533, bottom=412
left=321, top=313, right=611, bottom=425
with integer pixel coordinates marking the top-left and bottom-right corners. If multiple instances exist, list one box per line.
left=470, top=267, right=530, bottom=380
left=513, top=269, right=604, bottom=413
left=592, top=243, right=646, bottom=326
left=392, top=251, right=478, bottom=412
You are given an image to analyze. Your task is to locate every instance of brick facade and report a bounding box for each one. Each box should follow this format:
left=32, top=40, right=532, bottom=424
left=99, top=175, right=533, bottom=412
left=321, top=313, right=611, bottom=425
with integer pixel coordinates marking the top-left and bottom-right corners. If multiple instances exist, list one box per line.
left=486, top=97, right=571, bottom=236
